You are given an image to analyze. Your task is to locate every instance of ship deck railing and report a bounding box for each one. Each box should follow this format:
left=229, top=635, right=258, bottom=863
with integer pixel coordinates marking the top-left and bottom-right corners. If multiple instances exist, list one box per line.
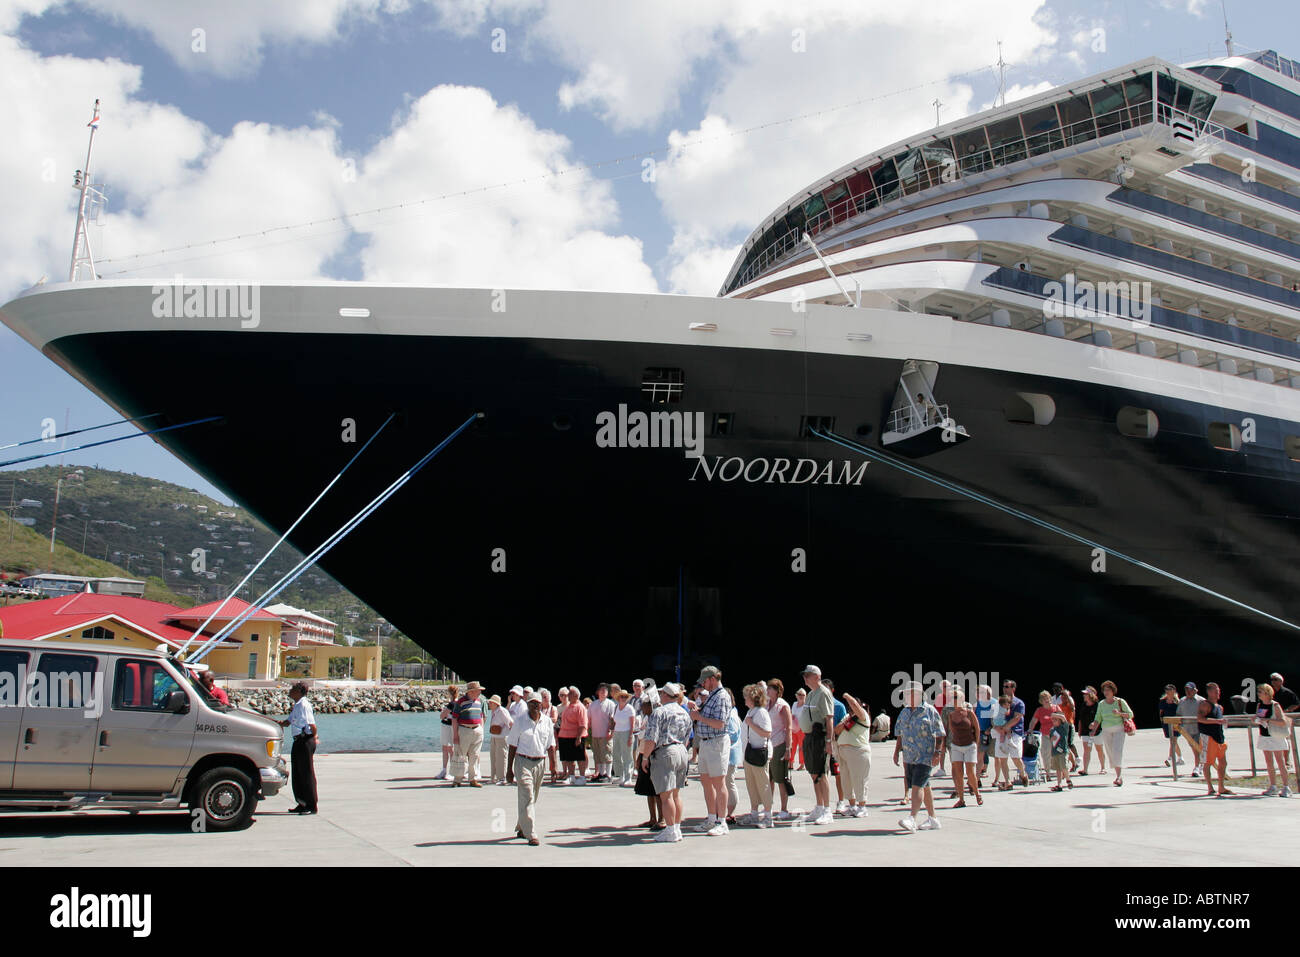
left=727, top=102, right=1225, bottom=295
left=886, top=403, right=948, bottom=436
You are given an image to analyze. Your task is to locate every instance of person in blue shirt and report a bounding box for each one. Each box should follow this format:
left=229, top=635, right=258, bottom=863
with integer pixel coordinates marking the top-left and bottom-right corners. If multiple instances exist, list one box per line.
left=1001, top=679, right=1029, bottom=787
left=825, top=679, right=848, bottom=814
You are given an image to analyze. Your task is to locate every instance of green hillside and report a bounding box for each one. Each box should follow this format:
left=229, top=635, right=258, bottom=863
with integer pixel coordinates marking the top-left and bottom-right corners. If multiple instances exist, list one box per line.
left=0, top=465, right=424, bottom=659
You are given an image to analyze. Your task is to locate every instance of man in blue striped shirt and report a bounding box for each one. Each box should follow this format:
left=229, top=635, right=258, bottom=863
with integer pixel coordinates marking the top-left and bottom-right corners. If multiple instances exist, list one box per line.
left=689, top=664, right=733, bottom=836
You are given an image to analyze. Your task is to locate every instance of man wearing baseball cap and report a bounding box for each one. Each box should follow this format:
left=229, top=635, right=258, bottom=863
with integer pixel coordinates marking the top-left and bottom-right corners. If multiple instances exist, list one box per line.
left=689, top=664, right=733, bottom=836
left=1176, top=682, right=1205, bottom=777
left=798, top=665, right=836, bottom=825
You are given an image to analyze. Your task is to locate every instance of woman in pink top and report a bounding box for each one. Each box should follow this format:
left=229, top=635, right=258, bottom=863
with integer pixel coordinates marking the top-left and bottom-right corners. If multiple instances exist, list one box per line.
left=766, top=679, right=794, bottom=819
left=558, top=687, right=590, bottom=784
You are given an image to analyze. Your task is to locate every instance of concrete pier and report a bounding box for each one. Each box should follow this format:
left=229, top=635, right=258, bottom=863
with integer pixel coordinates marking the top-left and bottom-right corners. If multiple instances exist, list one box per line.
left=0, top=730, right=1294, bottom=866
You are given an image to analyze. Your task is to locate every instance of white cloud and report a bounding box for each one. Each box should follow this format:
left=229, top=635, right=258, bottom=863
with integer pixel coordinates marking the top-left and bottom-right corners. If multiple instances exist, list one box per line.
left=348, top=85, right=658, bottom=291
left=0, top=25, right=657, bottom=298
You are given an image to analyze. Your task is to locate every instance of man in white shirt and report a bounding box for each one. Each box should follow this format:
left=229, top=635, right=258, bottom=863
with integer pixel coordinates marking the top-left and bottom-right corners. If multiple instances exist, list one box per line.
left=277, top=682, right=318, bottom=814
left=507, top=692, right=555, bottom=846
left=589, top=683, right=617, bottom=782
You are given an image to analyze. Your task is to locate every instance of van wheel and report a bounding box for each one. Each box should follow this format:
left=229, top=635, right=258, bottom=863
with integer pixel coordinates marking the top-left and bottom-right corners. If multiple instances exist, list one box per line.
left=191, top=767, right=254, bottom=831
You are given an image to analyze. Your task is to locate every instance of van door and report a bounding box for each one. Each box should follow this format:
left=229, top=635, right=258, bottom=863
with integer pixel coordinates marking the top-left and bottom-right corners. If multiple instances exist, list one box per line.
left=91, top=657, right=197, bottom=794
left=0, top=650, right=31, bottom=789
left=14, top=651, right=103, bottom=791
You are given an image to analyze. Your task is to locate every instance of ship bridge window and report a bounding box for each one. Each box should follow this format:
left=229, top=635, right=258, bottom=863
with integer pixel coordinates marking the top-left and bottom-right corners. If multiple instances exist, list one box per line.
left=873, top=157, right=900, bottom=203
left=1208, top=422, right=1243, bottom=452
left=1058, top=94, right=1097, bottom=145
left=1117, top=406, right=1159, bottom=438
left=1089, top=83, right=1128, bottom=136
left=800, top=415, right=836, bottom=438
left=954, top=128, right=992, bottom=175
left=1003, top=392, right=1056, bottom=426
left=1122, top=74, right=1153, bottom=125
left=986, top=116, right=1027, bottom=165
left=642, top=367, right=685, bottom=404
left=1022, top=104, right=1065, bottom=156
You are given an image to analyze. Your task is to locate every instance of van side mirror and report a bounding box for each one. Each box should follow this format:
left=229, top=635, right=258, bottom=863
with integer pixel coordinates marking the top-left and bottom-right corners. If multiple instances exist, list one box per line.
left=163, top=690, right=190, bottom=714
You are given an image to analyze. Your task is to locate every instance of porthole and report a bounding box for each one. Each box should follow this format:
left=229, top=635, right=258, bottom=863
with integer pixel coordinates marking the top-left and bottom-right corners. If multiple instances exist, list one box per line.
left=1004, top=392, right=1056, bottom=426
left=552, top=415, right=572, bottom=432
left=1117, top=406, right=1158, bottom=438
left=1285, top=436, right=1300, bottom=462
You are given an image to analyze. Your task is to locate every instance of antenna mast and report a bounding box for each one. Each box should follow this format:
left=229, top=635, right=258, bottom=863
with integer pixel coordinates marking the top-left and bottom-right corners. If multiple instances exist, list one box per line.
left=995, top=41, right=1007, bottom=109
left=68, top=99, right=103, bottom=282
left=1221, top=1, right=1234, bottom=56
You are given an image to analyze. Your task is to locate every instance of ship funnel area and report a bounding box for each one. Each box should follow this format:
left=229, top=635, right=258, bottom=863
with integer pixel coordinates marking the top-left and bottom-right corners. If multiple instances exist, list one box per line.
left=880, top=359, right=970, bottom=457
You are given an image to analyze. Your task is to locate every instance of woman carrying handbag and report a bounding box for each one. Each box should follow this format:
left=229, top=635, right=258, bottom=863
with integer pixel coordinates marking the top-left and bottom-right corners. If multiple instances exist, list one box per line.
left=1088, top=680, right=1134, bottom=787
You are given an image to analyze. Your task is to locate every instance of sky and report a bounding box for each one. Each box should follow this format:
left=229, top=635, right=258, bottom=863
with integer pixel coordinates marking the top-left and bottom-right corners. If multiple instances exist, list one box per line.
left=0, top=0, right=1293, bottom=504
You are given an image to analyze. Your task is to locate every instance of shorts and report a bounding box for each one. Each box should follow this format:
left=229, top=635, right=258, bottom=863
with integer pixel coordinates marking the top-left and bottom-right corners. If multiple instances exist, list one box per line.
left=651, top=743, right=688, bottom=794
left=1049, top=753, right=1068, bottom=772
left=1204, top=737, right=1227, bottom=765
left=558, top=737, right=585, bottom=762
left=949, top=742, right=978, bottom=764
left=769, top=743, right=788, bottom=783
left=804, top=728, right=828, bottom=777
left=994, top=734, right=1023, bottom=759
left=697, top=735, right=730, bottom=776
left=1259, top=735, right=1289, bottom=753
left=440, top=722, right=454, bottom=748
left=903, top=762, right=932, bottom=789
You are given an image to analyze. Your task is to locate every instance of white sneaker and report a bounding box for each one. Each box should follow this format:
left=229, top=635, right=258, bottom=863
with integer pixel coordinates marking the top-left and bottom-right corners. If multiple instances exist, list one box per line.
left=654, top=826, right=679, bottom=842
left=1280, top=787, right=1292, bottom=798
left=899, top=816, right=917, bottom=832
left=853, top=805, right=868, bottom=818
left=811, top=808, right=833, bottom=825
left=571, top=775, right=586, bottom=786
left=773, top=810, right=793, bottom=821
left=434, top=769, right=447, bottom=780
left=1191, top=766, right=1202, bottom=777
left=835, top=800, right=849, bottom=814
left=706, top=821, right=729, bottom=836
left=757, top=813, right=771, bottom=829
left=920, top=816, right=942, bottom=830
left=1263, top=785, right=1279, bottom=796
left=695, top=816, right=718, bottom=832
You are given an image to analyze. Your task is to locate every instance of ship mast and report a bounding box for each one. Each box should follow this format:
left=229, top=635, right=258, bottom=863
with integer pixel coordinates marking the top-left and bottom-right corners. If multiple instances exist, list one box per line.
left=1221, top=1, right=1234, bottom=56
left=68, top=99, right=103, bottom=283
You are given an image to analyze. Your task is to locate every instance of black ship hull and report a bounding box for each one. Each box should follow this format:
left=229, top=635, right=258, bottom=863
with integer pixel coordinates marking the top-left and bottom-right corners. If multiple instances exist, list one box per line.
left=41, top=326, right=1300, bottom=721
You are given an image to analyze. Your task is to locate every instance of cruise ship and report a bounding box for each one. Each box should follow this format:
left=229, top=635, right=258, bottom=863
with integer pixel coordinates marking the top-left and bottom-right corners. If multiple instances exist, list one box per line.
left=5, top=50, right=1300, bottom=712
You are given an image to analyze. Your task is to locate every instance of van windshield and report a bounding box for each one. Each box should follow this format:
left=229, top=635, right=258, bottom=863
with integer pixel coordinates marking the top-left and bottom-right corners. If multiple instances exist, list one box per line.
left=178, top=666, right=233, bottom=713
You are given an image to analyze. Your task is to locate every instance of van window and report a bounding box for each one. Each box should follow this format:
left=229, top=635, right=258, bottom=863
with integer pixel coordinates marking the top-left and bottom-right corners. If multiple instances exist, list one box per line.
left=0, top=650, right=29, bottom=709
left=29, top=653, right=99, bottom=709
left=113, top=658, right=182, bottom=712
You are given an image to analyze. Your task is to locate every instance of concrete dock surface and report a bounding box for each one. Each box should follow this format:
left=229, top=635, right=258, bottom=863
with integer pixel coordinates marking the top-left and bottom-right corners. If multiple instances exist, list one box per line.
left=0, top=729, right=1295, bottom=866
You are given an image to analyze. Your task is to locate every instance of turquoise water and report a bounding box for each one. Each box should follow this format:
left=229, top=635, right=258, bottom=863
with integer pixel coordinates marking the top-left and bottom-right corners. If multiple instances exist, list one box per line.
left=279, top=712, right=481, bottom=754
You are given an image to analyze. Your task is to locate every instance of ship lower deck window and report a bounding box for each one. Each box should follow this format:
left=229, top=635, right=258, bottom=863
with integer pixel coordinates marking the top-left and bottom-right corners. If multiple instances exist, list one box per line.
left=1117, top=406, right=1158, bottom=438
left=801, top=415, right=835, bottom=437
left=642, top=367, right=684, bottom=403
left=1004, top=392, right=1056, bottom=426
left=711, top=413, right=734, bottom=436
left=1286, top=436, right=1300, bottom=461
left=1208, top=422, right=1243, bottom=452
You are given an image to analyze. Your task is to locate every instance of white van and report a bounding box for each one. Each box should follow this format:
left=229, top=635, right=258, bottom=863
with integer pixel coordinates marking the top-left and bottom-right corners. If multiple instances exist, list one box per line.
left=0, top=639, right=286, bottom=830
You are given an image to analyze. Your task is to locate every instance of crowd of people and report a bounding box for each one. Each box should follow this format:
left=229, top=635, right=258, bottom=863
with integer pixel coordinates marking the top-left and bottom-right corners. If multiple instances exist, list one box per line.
left=420, top=667, right=1298, bottom=846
